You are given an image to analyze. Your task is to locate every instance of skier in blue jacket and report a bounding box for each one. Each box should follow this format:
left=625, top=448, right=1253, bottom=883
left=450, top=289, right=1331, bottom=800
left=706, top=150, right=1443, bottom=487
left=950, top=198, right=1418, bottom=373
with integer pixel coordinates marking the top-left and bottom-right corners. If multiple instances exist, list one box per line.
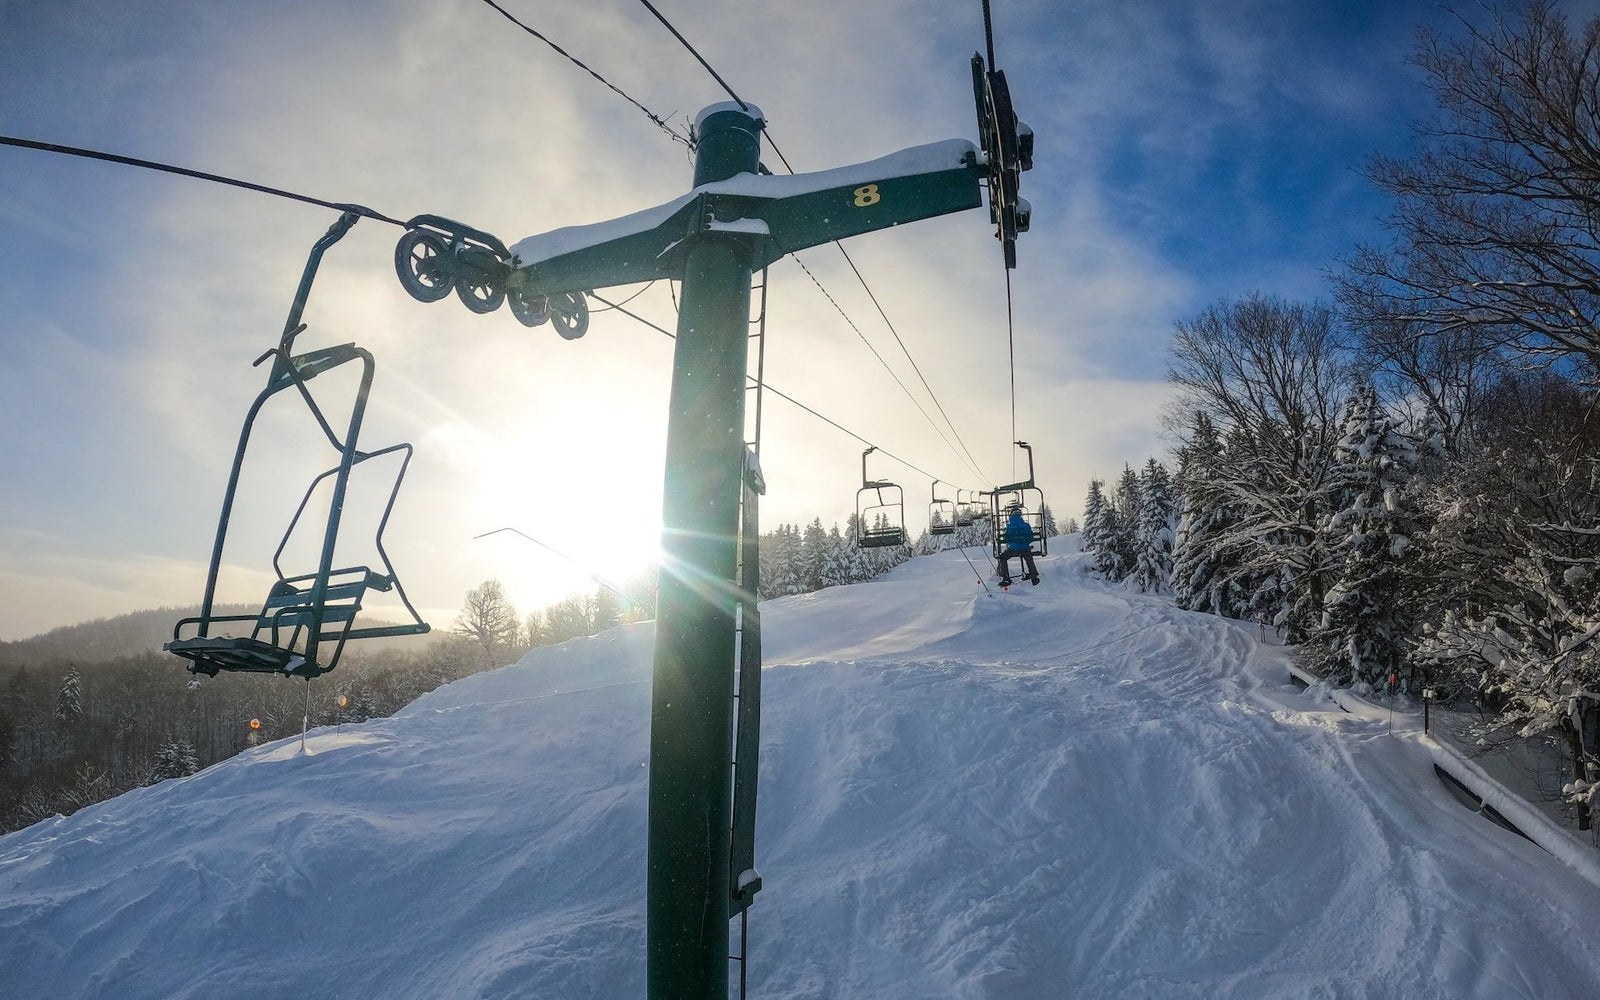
left=997, top=505, right=1039, bottom=587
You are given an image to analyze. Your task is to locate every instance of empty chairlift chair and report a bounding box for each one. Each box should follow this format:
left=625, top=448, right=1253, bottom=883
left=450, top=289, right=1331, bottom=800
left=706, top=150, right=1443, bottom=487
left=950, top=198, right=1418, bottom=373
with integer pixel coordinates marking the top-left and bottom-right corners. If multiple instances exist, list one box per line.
left=856, top=446, right=907, bottom=549
left=954, top=488, right=977, bottom=528
left=929, top=480, right=957, bottom=536
left=165, top=212, right=430, bottom=680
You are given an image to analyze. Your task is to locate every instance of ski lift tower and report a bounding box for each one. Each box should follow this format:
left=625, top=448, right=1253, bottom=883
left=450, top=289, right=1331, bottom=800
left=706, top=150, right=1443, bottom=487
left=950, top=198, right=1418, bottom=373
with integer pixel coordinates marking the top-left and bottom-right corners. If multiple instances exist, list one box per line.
left=491, top=69, right=1028, bottom=1000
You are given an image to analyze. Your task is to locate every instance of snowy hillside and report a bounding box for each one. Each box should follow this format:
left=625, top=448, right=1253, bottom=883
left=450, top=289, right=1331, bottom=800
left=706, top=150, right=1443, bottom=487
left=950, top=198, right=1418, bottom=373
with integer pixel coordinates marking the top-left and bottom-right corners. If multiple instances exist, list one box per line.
left=3, top=540, right=1599, bottom=998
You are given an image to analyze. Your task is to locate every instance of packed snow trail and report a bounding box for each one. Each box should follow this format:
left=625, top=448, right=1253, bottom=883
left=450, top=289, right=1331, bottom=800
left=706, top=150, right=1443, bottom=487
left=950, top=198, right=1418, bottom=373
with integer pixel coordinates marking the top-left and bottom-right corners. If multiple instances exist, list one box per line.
left=2, top=539, right=1598, bottom=998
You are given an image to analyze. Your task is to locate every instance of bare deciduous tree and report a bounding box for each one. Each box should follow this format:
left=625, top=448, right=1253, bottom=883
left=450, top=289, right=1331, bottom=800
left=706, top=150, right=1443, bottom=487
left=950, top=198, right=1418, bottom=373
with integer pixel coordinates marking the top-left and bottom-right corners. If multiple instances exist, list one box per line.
left=451, top=580, right=520, bottom=664
left=1166, top=294, right=1355, bottom=639
left=1343, top=0, right=1600, bottom=384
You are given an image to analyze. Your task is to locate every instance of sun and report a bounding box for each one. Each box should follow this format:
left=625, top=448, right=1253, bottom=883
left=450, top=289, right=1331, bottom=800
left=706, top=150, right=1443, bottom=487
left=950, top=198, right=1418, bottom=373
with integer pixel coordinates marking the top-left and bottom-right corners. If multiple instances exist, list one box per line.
left=445, top=411, right=666, bottom=615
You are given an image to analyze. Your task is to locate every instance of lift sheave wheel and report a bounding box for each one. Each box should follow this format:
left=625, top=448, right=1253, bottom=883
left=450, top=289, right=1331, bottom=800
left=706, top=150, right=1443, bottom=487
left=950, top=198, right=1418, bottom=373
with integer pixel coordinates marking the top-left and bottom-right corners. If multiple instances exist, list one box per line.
left=508, top=286, right=551, bottom=327
left=394, top=230, right=455, bottom=303
left=551, top=290, right=590, bottom=340
left=394, top=215, right=514, bottom=315
left=454, top=249, right=506, bottom=314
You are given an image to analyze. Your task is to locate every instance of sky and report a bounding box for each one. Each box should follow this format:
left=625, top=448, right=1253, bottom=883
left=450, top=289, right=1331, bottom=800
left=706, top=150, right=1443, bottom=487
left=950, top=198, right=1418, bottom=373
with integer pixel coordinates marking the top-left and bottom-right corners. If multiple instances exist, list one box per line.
left=4, top=542, right=1599, bottom=996
left=0, top=0, right=1508, bottom=639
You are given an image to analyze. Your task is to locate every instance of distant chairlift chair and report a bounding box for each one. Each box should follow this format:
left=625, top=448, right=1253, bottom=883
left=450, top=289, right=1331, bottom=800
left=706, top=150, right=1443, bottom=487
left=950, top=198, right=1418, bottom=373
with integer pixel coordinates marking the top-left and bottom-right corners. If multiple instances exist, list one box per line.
left=166, top=212, right=430, bottom=680
left=929, top=479, right=957, bottom=537
left=856, top=446, right=908, bottom=549
left=954, top=488, right=977, bottom=528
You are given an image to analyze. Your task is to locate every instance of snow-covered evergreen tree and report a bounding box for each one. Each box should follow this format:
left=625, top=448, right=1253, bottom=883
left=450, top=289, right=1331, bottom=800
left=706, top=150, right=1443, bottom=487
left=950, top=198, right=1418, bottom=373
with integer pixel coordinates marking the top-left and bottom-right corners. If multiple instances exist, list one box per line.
left=798, top=518, right=830, bottom=592
left=1172, top=412, right=1233, bottom=614
left=149, top=736, right=199, bottom=783
left=1039, top=504, right=1059, bottom=539
left=761, top=523, right=802, bottom=597
left=1081, top=479, right=1108, bottom=553
left=1132, top=458, right=1176, bottom=592
left=1099, top=465, right=1144, bottom=581
left=346, top=687, right=376, bottom=723
left=54, top=668, right=82, bottom=724
left=1316, top=386, right=1420, bottom=686
left=823, top=524, right=853, bottom=588
left=842, top=516, right=873, bottom=584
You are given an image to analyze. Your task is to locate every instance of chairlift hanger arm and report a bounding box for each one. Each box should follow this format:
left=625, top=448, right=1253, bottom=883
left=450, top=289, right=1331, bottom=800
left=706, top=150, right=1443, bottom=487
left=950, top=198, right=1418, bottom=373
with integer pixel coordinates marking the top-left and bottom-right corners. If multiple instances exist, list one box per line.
left=279, top=211, right=361, bottom=355
left=508, top=140, right=985, bottom=300
left=993, top=440, right=1036, bottom=493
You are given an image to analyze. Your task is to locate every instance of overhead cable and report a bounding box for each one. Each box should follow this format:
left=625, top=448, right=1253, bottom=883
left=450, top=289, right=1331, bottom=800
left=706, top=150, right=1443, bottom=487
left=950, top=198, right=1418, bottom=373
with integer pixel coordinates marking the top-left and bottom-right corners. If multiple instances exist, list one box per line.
left=590, top=291, right=953, bottom=485
left=0, top=134, right=404, bottom=226
left=625, top=1, right=993, bottom=486
left=477, top=0, right=693, bottom=147
left=787, top=257, right=986, bottom=484
left=634, top=0, right=751, bottom=112
left=832, top=244, right=992, bottom=484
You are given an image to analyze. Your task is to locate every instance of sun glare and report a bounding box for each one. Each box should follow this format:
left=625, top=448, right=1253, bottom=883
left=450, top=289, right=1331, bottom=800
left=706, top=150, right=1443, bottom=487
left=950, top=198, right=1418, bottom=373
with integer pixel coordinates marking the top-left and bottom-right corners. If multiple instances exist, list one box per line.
left=435, top=402, right=667, bottom=618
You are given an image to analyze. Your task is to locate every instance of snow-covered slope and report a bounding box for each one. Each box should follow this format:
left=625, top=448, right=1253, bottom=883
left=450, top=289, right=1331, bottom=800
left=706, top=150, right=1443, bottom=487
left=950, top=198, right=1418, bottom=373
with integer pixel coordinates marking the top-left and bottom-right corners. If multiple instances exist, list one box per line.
left=4, top=541, right=1599, bottom=998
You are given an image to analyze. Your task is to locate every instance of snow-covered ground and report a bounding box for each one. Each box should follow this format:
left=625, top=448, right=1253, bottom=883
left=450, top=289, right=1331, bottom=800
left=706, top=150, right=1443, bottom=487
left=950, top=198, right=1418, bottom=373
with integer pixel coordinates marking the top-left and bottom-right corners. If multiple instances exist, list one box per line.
left=4, top=539, right=1599, bottom=998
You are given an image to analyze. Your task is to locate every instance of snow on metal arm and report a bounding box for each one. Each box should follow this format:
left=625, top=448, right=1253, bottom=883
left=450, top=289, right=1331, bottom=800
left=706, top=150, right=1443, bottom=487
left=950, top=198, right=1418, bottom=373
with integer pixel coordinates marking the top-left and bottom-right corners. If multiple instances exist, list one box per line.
left=506, top=139, right=983, bottom=299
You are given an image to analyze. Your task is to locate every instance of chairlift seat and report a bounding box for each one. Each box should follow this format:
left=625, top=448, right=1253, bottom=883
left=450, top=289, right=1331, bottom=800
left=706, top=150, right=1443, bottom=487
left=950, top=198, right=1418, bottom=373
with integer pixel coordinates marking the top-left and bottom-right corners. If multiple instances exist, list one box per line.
left=859, top=526, right=907, bottom=548
left=167, top=566, right=427, bottom=679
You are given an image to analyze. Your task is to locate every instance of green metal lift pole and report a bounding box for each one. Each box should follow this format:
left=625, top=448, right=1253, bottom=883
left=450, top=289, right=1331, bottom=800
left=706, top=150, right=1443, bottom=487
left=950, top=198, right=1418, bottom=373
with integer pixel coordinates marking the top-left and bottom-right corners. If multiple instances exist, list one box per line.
left=648, top=102, right=763, bottom=1000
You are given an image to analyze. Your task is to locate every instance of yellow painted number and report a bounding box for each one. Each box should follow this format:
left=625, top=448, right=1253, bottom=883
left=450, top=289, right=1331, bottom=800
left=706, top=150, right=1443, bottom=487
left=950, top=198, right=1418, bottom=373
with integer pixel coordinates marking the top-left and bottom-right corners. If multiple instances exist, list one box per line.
left=853, top=183, right=881, bottom=208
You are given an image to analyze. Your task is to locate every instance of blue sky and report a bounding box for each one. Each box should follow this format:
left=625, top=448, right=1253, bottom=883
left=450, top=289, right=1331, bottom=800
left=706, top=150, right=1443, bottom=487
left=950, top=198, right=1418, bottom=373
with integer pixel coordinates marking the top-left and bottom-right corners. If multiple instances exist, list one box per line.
left=0, top=0, right=1504, bottom=638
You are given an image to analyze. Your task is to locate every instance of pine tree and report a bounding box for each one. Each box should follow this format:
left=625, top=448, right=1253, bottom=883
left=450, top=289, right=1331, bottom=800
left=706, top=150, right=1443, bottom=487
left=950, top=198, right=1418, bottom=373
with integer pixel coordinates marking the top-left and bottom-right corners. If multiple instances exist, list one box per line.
left=798, top=518, right=829, bottom=592
left=593, top=584, right=622, bottom=632
left=1171, top=412, right=1230, bottom=614
left=1100, top=464, right=1144, bottom=581
left=1132, top=458, right=1176, bottom=592
left=149, top=736, right=199, bottom=782
left=842, top=516, right=872, bottom=584
left=1081, top=479, right=1108, bottom=554
left=1039, top=504, right=1059, bottom=539
left=823, top=524, right=853, bottom=588
left=54, top=668, right=82, bottom=724
left=352, top=687, right=376, bottom=723
left=0, top=709, right=16, bottom=769
left=1317, top=386, right=1420, bottom=686
left=761, top=523, right=802, bottom=596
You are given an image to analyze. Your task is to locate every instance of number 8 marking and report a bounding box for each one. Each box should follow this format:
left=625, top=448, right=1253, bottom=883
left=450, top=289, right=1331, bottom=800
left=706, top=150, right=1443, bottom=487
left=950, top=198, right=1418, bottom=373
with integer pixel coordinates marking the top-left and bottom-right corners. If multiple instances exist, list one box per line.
left=853, top=184, right=881, bottom=208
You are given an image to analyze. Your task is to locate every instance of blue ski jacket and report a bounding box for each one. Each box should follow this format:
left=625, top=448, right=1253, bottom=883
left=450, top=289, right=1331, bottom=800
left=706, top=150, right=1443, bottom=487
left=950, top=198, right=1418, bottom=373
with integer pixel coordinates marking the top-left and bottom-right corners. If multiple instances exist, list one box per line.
left=1003, top=513, right=1033, bottom=551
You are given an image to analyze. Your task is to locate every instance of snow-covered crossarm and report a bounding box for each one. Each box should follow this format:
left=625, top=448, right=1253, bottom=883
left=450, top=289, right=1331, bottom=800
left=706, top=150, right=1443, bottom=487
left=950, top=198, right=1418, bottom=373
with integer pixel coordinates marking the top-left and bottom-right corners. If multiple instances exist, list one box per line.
left=507, top=139, right=983, bottom=298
